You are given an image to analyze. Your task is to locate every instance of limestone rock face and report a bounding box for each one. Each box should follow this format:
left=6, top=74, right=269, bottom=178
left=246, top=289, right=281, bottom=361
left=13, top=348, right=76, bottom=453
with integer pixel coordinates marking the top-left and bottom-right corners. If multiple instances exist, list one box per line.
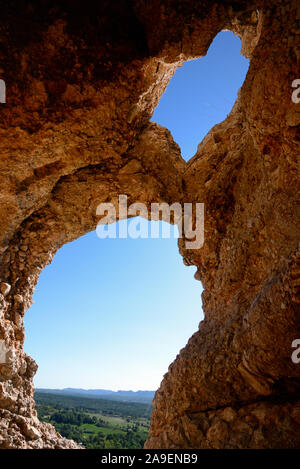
left=0, top=0, right=299, bottom=449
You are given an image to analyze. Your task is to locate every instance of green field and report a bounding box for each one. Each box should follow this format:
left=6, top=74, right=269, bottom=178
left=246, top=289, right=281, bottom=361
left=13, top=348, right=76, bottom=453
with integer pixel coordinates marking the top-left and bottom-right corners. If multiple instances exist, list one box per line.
left=34, top=392, right=152, bottom=449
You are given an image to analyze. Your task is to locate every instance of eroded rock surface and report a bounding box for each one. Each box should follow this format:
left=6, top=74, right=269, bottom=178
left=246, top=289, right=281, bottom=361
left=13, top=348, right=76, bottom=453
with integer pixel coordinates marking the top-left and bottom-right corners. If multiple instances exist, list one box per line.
left=0, top=0, right=299, bottom=449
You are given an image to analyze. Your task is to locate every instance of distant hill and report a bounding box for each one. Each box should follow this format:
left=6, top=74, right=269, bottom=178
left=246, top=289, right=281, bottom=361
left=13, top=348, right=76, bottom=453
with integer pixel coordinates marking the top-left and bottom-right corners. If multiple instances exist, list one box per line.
left=36, top=388, right=155, bottom=404
left=34, top=392, right=153, bottom=419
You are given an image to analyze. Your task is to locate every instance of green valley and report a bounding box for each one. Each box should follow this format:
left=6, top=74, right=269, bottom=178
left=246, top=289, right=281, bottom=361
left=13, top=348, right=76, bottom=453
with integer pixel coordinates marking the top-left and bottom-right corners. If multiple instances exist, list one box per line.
left=34, top=392, right=152, bottom=449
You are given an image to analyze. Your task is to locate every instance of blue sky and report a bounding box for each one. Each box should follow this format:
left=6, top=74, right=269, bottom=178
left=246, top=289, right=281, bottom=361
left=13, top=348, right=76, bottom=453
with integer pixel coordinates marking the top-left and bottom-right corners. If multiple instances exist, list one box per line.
left=24, top=31, right=249, bottom=391
left=153, top=31, right=249, bottom=159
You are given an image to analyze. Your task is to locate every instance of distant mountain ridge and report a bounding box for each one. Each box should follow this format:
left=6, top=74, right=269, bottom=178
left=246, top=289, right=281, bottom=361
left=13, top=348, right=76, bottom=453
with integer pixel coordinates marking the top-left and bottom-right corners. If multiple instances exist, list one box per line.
left=36, top=388, right=155, bottom=404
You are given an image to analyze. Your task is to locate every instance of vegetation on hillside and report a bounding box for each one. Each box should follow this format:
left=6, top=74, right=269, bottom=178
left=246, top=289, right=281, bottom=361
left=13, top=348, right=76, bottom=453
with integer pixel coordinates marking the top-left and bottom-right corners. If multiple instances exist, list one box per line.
left=35, top=392, right=152, bottom=449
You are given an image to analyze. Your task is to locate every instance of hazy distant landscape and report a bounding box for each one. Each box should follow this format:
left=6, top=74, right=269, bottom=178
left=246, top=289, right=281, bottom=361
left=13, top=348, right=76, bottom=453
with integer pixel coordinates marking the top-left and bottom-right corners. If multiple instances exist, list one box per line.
left=35, top=389, right=154, bottom=449
left=36, top=388, right=155, bottom=404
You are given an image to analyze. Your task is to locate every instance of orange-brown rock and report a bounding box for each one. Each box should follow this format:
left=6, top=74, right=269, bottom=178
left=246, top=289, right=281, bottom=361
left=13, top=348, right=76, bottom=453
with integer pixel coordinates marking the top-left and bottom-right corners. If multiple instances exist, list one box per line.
left=0, top=0, right=299, bottom=449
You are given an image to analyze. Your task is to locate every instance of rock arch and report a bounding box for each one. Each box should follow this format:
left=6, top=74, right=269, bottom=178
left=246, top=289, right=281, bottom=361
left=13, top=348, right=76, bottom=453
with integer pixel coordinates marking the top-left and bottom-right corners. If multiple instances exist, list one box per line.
left=0, top=0, right=299, bottom=448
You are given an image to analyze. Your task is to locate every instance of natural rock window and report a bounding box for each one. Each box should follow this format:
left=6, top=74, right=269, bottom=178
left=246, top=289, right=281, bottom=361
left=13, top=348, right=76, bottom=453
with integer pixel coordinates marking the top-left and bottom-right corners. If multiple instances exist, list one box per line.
left=24, top=31, right=249, bottom=403
left=152, top=31, right=249, bottom=160
left=24, top=224, right=202, bottom=392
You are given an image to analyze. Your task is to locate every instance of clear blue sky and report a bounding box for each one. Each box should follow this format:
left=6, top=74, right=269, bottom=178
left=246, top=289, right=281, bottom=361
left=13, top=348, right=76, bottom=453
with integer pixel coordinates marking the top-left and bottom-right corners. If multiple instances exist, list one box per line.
left=24, top=31, right=248, bottom=391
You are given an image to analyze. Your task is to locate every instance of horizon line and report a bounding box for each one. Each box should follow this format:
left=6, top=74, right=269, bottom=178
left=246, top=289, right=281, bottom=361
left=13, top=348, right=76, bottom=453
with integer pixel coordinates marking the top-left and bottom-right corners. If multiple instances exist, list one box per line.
left=35, top=386, right=156, bottom=392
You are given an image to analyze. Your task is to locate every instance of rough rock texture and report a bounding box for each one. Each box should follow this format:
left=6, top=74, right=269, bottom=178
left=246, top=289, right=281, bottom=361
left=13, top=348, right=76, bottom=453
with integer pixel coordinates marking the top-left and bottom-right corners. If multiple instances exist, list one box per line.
left=0, top=0, right=299, bottom=449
